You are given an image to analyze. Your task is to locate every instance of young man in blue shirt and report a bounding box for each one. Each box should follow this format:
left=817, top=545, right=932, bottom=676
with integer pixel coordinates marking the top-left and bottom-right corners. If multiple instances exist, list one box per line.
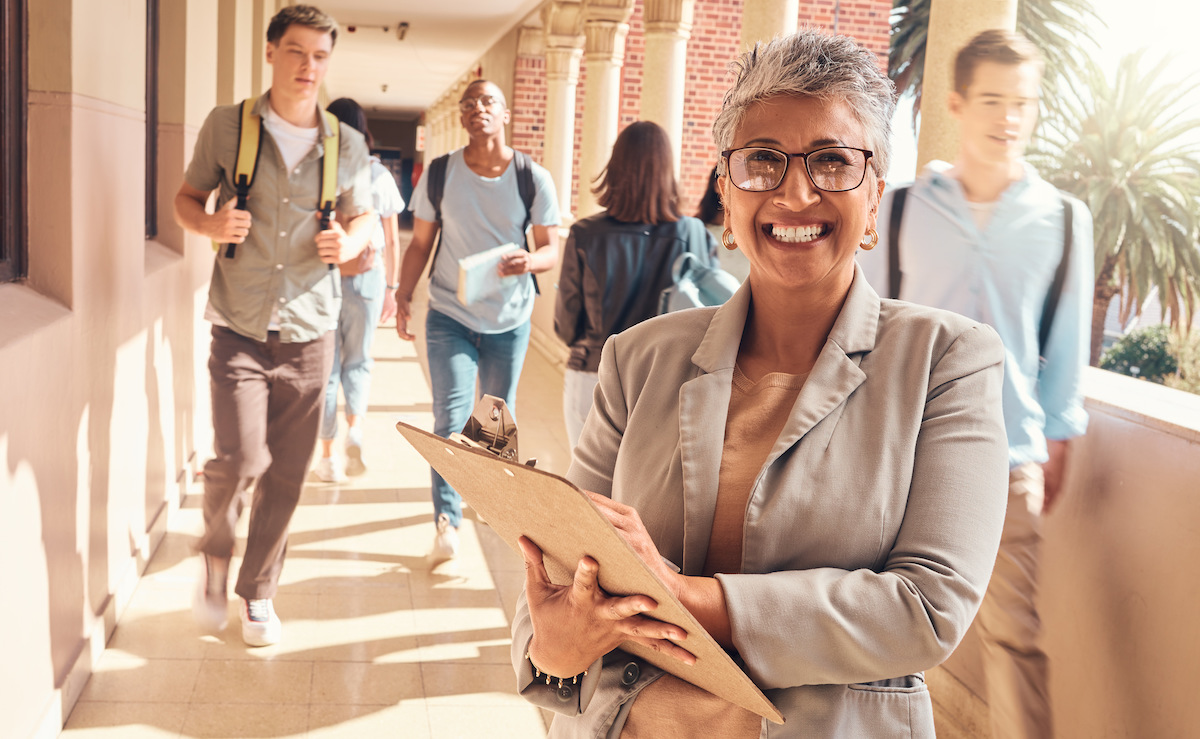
left=395, top=79, right=560, bottom=559
left=859, top=30, right=1094, bottom=739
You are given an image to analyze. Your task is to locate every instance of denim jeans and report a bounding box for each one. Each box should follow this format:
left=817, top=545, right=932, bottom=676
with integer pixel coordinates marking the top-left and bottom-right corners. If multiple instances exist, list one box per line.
left=425, top=308, right=531, bottom=527
left=562, top=368, right=600, bottom=452
left=321, top=263, right=385, bottom=441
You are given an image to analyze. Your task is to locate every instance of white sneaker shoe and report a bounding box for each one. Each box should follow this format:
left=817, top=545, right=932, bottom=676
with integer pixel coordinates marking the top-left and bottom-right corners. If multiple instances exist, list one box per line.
left=241, top=598, right=282, bottom=647
left=314, top=455, right=346, bottom=483
left=192, top=554, right=229, bottom=633
left=344, top=434, right=366, bottom=477
left=432, top=513, right=459, bottom=560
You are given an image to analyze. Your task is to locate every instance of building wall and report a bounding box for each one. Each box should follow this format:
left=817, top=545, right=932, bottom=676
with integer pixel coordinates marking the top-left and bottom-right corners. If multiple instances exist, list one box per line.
left=1, top=1, right=241, bottom=736
left=507, top=0, right=890, bottom=219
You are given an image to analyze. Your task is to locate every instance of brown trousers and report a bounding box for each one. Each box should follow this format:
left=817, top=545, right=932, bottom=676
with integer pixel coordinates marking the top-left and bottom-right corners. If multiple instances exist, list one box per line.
left=197, top=326, right=334, bottom=600
left=977, top=463, right=1051, bottom=739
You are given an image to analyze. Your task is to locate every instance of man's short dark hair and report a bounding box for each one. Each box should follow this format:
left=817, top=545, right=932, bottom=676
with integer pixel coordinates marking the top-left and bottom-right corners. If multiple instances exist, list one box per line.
left=954, top=29, right=1043, bottom=95
left=267, top=5, right=339, bottom=48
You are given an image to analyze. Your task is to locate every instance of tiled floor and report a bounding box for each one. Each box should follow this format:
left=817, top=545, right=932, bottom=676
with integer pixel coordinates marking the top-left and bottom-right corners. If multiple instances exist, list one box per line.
left=61, top=280, right=570, bottom=738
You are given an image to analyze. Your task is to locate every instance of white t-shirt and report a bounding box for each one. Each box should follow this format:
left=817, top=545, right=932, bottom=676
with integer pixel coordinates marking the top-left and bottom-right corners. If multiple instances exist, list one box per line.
left=263, top=106, right=320, bottom=171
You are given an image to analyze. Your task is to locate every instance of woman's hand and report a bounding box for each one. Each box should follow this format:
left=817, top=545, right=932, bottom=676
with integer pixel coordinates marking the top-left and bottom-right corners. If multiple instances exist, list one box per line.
left=519, top=536, right=695, bottom=678
left=585, top=493, right=684, bottom=600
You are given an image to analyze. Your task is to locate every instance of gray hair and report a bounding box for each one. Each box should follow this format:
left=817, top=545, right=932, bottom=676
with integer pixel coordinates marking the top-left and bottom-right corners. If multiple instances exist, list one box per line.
left=713, top=30, right=897, bottom=179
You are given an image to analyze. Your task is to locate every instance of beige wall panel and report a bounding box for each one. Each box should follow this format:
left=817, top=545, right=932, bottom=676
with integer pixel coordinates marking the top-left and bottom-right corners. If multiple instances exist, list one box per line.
left=187, top=0, right=221, bottom=127
left=28, top=0, right=72, bottom=93
left=26, top=92, right=76, bottom=305
left=73, top=0, right=147, bottom=111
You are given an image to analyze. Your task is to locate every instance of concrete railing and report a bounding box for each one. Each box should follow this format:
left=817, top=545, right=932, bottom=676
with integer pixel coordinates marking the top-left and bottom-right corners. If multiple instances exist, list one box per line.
left=934, top=367, right=1200, bottom=738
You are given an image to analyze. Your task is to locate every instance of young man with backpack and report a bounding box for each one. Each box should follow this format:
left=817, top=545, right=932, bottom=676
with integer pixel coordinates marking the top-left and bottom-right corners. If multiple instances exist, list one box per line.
left=395, top=79, right=560, bottom=559
left=173, top=5, right=374, bottom=647
left=858, top=30, right=1093, bottom=739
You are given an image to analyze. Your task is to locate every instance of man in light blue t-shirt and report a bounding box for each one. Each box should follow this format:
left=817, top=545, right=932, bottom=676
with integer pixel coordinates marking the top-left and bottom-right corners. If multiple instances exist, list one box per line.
left=395, top=79, right=560, bottom=559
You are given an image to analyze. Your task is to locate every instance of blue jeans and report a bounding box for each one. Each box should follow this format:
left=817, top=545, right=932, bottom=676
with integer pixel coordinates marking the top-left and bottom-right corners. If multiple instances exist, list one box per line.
left=321, top=263, right=385, bottom=441
left=425, top=309, right=531, bottom=527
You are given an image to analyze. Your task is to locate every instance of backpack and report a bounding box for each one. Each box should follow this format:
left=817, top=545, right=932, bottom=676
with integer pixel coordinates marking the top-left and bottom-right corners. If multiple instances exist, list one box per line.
left=425, top=148, right=540, bottom=293
left=218, top=96, right=340, bottom=263
left=658, top=251, right=741, bottom=314
left=886, top=184, right=1074, bottom=360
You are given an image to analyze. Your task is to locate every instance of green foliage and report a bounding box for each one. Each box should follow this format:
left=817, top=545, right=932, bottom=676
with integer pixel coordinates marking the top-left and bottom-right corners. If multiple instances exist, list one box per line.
left=1100, top=325, right=1178, bottom=383
left=889, top=0, right=1099, bottom=126
left=1164, top=331, right=1200, bottom=395
left=1029, top=52, right=1200, bottom=339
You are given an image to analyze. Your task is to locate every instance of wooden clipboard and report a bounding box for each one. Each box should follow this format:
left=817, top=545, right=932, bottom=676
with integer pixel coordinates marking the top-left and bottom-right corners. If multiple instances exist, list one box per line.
left=396, top=419, right=784, bottom=724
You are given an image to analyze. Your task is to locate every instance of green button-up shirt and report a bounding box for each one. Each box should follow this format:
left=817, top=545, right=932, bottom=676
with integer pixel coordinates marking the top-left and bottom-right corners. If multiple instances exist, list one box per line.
left=185, top=92, right=373, bottom=342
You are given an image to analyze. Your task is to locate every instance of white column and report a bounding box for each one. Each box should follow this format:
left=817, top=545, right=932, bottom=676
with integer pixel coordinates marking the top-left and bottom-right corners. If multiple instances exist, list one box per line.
left=542, top=1, right=585, bottom=221
left=917, top=0, right=1018, bottom=169
left=642, top=0, right=694, bottom=176
left=739, top=0, right=797, bottom=51
left=576, top=0, right=635, bottom=219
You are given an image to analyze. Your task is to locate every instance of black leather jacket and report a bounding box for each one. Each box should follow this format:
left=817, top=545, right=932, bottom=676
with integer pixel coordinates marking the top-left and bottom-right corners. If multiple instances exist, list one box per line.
left=554, top=212, right=717, bottom=372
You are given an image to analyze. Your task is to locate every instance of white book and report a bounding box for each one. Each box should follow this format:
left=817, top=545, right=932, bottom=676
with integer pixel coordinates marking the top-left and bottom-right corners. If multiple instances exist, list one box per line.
left=457, top=243, right=522, bottom=306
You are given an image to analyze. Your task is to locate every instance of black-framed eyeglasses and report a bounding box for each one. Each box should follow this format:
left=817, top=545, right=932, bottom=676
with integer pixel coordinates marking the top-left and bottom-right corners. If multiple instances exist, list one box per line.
left=458, top=94, right=503, bottom=113
left=721, top=146, right=874, bottom=193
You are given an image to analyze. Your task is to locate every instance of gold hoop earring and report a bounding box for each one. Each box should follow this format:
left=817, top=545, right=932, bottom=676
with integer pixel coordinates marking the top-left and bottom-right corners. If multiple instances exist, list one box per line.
left=721, top=228, right=737, bottom=250
left=860, top=229, right=878, bottom=251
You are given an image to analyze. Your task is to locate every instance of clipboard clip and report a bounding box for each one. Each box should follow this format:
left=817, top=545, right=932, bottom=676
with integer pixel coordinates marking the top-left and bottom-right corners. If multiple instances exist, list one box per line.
left=449, top=395, right=536, bottom=467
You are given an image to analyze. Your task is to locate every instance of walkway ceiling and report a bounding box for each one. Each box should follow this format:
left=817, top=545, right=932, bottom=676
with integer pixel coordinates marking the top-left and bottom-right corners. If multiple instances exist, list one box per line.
left=318, top=0, right=545, bottom=120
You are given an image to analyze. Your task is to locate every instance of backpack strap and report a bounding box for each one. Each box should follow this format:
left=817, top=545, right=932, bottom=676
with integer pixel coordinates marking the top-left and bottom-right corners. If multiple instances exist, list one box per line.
left=425, top=153, right=451, bottom=274
left=887, top=185, right=909, bottom=299
left=1039, top=194, right=1074, bottom=362
left=511, top=149, right=540, bottom=294
left=223, top=96, right=263, bottom=257
left=318, top=110, right=339, bottom=228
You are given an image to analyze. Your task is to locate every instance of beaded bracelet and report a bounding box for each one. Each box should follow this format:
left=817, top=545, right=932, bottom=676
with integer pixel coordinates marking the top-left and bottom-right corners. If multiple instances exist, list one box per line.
left=526, top=650, right=588, bottom=689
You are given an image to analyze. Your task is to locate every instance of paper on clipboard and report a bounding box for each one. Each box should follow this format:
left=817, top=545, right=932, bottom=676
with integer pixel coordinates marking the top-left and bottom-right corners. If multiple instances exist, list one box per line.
left=395, top=417, right=784, bottom=724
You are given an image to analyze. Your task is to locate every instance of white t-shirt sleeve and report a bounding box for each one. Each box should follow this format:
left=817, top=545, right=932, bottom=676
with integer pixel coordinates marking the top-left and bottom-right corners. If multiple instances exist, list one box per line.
left=370, top=160, right=405, bottom=217
left=409, top=165, right=435, bottom=222
left=529, top=162, right=561, bottom=227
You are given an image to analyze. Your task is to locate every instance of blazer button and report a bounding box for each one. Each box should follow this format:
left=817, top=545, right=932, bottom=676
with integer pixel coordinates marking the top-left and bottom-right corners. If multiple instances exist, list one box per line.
left=556, top=684, right=575, bottom=703
left=621, top=662, right=640, bottom=686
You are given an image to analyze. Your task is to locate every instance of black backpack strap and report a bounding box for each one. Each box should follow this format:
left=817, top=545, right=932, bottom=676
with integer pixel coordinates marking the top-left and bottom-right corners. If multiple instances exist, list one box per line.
left=887, top=185, right=909, bottom=299
left=425, top=153, right=450, bottom=271
left=511, top=149, right=540, bottom=294
left=513, top=149, right=535, bottom=235
left=1039, top=194, right=1074, bottom=360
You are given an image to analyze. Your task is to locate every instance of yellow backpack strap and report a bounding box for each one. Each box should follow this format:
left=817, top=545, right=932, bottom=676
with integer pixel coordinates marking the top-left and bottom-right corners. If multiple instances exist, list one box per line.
left=318, top=110, right=339, bottom=229
left=216, top=96, right=262, bottom=256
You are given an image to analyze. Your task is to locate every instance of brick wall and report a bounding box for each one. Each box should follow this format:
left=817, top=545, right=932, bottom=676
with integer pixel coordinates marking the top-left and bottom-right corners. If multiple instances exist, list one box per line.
left=508, top=0, right=890, bottom=219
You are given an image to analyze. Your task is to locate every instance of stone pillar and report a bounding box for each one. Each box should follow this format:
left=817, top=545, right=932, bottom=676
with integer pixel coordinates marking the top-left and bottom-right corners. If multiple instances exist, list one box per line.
left=739, top=0, right=797, bottom=52
left=577, top=0, right=635, bottom=219
left=542, top=1, right=585, bottom=221
left=642, top=0, right=694, bottom=175
left=917, top=0, right=1018, bottom=169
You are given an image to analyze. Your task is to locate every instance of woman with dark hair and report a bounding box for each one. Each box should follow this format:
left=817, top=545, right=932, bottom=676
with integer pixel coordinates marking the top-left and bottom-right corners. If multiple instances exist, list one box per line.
left=312, top=97, right=405, bottom=481
left=554, top=120, right=716, bottom=450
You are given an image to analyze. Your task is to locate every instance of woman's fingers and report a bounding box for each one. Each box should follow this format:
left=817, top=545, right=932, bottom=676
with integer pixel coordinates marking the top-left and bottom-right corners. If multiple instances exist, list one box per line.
left=623, top=632, right=698, bottom=666
left=518, top=536, right=551, bottom=591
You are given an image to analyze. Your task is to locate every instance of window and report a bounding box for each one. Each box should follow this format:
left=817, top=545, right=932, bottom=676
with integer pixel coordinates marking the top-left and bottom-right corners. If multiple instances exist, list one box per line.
left=1, top=0, right=26, bottom=282
left=145, top=0, right=159, bottom=239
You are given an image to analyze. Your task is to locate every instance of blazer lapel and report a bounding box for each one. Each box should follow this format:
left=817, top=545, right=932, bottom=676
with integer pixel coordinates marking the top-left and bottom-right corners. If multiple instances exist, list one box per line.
left=770, top=265, right=881, bottom=462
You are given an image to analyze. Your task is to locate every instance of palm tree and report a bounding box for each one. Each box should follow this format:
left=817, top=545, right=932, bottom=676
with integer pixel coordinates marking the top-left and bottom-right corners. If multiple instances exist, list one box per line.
left=890, top=0, right=1099, bottom=126
left=1028, top=52, right=1200, bottom=365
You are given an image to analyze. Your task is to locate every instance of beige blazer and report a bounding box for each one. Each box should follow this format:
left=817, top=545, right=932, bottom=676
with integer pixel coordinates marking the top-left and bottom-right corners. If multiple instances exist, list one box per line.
left=513, top=265, right=1009, bottom=738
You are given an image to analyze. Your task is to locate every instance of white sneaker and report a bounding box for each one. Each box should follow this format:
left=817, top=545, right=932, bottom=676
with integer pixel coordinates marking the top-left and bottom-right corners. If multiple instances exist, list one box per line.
left=344, top=435, right=366, bottom=477
left=432, top=513, right=459, bottom=560
left=241, top=598, right=282, bottom=647
left=314, top=455, right=346, bottom=483
left=192, top=553, right=229, bottom=633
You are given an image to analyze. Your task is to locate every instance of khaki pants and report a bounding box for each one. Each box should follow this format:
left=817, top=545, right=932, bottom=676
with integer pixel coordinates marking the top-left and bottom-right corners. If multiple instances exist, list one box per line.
left=977, top=463, right=1051, bottom=739
left=196, top=326, right=334, bottom=601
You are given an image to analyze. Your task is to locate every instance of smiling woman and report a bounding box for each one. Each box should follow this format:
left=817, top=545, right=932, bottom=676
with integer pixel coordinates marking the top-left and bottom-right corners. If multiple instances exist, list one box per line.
left=512, top=28, right=1011, bottom=739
